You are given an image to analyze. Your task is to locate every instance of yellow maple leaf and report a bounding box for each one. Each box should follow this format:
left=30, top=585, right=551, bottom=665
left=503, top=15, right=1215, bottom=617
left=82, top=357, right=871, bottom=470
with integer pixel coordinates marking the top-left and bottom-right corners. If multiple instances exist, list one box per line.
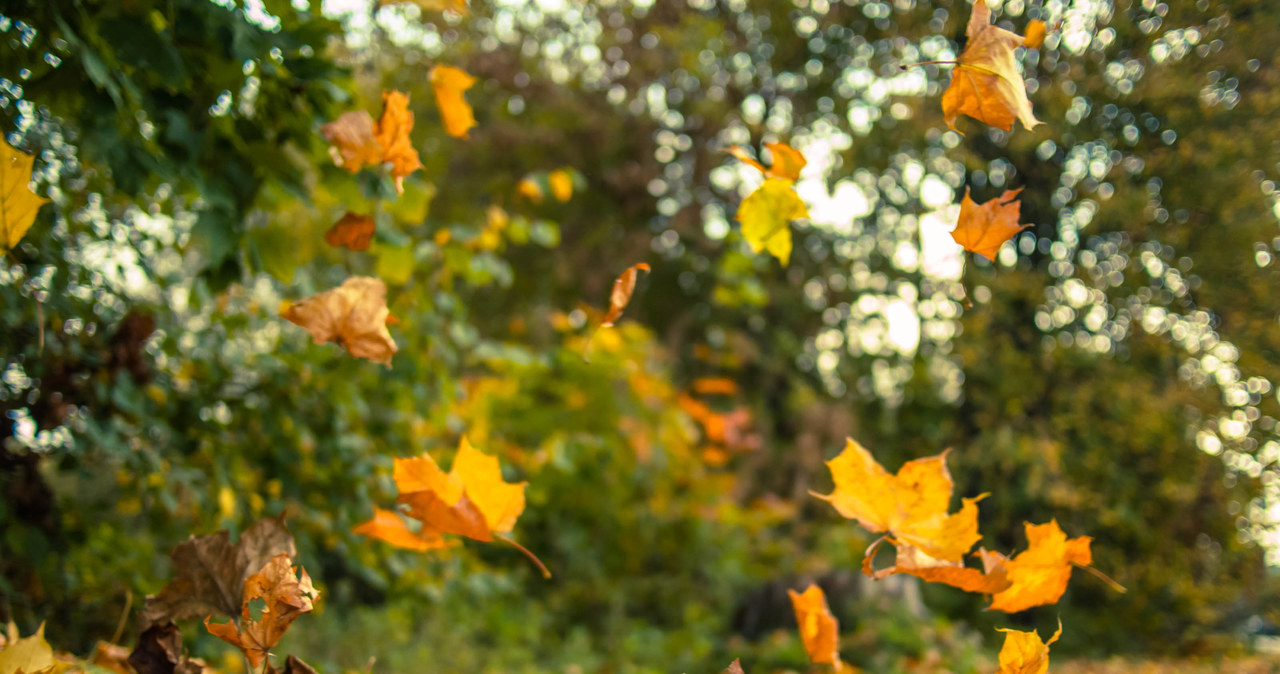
left=737, top=177, right=808, bottom=266
left=942, top=0, right=1043, bottom=132
left=430, top=65, right=478, bottom=139
left=988, top=520, right=1093, bottom=613
left=812, top=438, right=983, bottom=562
left=787, top=585, right=841, bottom=670
left=0, top=622, right=57, bottom=674
left=995, top=622, right=1061, bottom=674
left=1, top=139, right=50, bottom=251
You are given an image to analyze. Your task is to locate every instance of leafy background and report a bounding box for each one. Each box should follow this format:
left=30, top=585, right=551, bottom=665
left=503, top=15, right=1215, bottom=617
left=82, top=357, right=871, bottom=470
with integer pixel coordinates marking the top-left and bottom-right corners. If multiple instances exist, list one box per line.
left=1, top=0, right=1278, bottom=672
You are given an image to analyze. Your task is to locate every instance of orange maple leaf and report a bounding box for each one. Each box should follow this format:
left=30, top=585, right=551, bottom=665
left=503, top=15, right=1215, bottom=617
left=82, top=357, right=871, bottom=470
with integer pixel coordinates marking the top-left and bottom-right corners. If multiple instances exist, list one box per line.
left=787, top=584, right=840, bottom=670
left=812, top=438, right=984, bottom=562
left=382, top=437, right=548, bottom=575
left=995, top=622, right=1061, bottom=674
left=321, top=91, right=422, bottom=193
left=950, top=187, right=1029, bottom=261
left=863, top=538, right=1011, bottom=595
left=374, top=91, right=425, bottom=193
left=281, top=276, right=398, bottom=366
left=726, top=142, right=807, bottom=181
left=352, top=507, right=456, bottom=551
left=941, top=0, right=1043, bottom=133
left=324, top=212, right=376, bottom=251
left=203, top=553, right=319, bottom=669
left=988, top=520, right=1094, bottom=613
left=430, top=65, right=478, bottom=139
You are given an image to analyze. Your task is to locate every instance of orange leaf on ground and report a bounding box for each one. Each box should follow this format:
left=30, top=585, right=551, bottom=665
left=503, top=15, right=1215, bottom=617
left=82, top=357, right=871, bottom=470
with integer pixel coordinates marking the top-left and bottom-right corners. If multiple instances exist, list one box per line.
left=352, top=507, right=455, bottom=551
left=996, top=622, right=1061, bottom=674
left=988, top=520, right=1093, bottom=613
left=787, top=584, right=840, bottom=670
left=941, top=0, right=1043, bottom=132
left=374, top=91, right=424, bottom=193
left=602, top=262, right=651, bottom=327
left=281, top=276, right=398, bottom=366
left=324, top=212, right=376, bottom=251
left=951, top=187, right=1029, bottom=261
left=812, top=438, right=983, bottom=562
left=430, top=65, right=478, bottom=139
left=203, top=553, right=319, bottom=669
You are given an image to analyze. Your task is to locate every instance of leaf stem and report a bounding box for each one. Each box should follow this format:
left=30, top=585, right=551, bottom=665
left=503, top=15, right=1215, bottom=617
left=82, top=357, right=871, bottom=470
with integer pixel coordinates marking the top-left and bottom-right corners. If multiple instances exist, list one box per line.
left=496, top=533, right=551, bottom=578
left=899, top=59, right=959, bottom=70
left=1073, top=562, right=1127, bottom=594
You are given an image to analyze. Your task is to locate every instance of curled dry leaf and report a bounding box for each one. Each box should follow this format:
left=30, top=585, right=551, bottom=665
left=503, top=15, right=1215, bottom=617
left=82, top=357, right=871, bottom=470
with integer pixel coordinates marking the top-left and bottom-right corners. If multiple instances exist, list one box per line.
left=374, top=91, right=424, bottom=192
left=141, top=513, right=295, bottom=626
left=128, top=623, right=205, bottom=674
left=737, top=178, right=808, bottom=266
left=863, top=538, right=1010, bottom=595
left=941, top=0, right=1043, bottom=132
left=352, top=506, right=457, bottom=551
left=996, top=622, right=1061, bottom=674
left=324, top=212, right=376, bottom=251
left=787, top=585, right=840, bottom=670
left=430, top=65, right=478, bottom=139
left=1, top=138, right=51, bottom=251
left=951, top=187, right=1029, bottom=262
left=812, top=438, right=983, bottom=562
left=281, top=276, right=398, bottom=366
left=601, top=262, right=651, bottom=327
left=204, top=553, right=319, bottom=669
left=321, top=91, right=422, bottom=193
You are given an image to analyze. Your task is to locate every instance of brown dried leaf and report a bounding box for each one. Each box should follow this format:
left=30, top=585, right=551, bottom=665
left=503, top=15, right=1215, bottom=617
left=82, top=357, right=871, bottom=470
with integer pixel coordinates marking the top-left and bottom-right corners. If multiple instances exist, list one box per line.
left=324, top=213, right=376, bottom=252
left=127, top=623, right=206, bottom=674
left=281, top=277, right=398, bottom=366
left=601, top=262, right=651, bottom=327
left=203, top=553, right=319, bottom=669
left=141, top=514, right=295, bottom=625
left=321, top=111, right=382, bottom=175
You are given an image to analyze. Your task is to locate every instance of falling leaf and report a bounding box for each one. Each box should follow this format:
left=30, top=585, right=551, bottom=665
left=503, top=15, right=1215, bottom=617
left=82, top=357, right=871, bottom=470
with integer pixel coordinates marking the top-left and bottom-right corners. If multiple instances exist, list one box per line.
left=941, top=0, right=1043, bottom=132
left=1023, top=20, right=1048, bottom=49
left=727, top=142, right=807, bottom=181
left=281, top=276, right=398, bottom=366
left=204, top=553, right=319, bottom=669
left=862, top=538, right=1011, bottom=595
left=988, top=520, right=1093, bottom=613
left=787, top=585, right=840, bottom=670
left=141, top=513, right=295, bottom=625
left=1, top=138, right=50, bottom=251
left=128, top=623, right=205, bottom=674
left=324, top=212, right=376, bottom=251
left=430, top=65, right=478, bottom=139
left=376, top=0, right=468, bottom=14
left=995, top=622, right=1061, bottom=674
left=812, top=438, right=983, bottom=562
left=0, top=622, right=56, bottom=674
left=321, top=93, right=422, bottom=193
left=321, top=111, right=383, bottom=174
left=548, top=169, right=574, bottom=202
left=601, top=262, right=651, bottom=327
left=737, top=178, right=808, bottom=266
left=353, top=507, right=456, bottom=551
left=374, top=91, right=423, bottom=193
left=951, top=187, right=1029, bottom=261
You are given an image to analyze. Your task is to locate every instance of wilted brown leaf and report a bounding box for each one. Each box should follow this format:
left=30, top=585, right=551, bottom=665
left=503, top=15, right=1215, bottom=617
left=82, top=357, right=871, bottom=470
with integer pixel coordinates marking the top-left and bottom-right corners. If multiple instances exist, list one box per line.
left=127, top=624, right=205, bottom=674
left=141, top=513, right=295, bottom=626
left=204, top=553, right=319, bottom=669
left=281, top=276, right=398, bottom=366
left=941, top=0, right=1043, bottom=132
left=321, top=111, right=383, bottom=175
left=324, top=212, right=376, bottom=252
left=951, top=187, right=1029, bottom=262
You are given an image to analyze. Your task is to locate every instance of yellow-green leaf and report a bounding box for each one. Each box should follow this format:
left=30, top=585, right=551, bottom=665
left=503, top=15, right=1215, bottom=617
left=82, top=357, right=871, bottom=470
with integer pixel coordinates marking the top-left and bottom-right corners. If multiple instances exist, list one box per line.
left=736, top=178, right=807, bottom=266
left=0, top=622, right=56, bottom=674
left=1, top=139, right=50, bottom=251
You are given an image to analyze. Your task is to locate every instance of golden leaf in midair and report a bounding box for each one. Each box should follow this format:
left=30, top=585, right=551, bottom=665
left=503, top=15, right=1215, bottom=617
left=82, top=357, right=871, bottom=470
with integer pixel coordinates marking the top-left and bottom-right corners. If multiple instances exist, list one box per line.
left=941, top=0, right=1043, bottom=132
left=1, top=138, right=50, bottom=251
left=281, top=277, right=398, bottom=366
left=737, top=178, right=808, bottom=266
left=430, top=65, right=479, bottom=139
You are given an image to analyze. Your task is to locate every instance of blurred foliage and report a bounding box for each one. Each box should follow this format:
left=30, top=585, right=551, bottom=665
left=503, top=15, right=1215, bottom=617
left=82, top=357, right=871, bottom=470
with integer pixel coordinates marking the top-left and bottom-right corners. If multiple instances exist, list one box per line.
left=1, top=0, right=1279, bottom=672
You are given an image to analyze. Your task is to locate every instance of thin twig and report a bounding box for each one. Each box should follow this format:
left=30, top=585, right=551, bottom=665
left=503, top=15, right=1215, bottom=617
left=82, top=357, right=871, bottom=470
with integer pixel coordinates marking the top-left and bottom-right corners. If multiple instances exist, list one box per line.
left=899, top=59, right=959, bottom=70
left=109, top=589, right=133, bottom=646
